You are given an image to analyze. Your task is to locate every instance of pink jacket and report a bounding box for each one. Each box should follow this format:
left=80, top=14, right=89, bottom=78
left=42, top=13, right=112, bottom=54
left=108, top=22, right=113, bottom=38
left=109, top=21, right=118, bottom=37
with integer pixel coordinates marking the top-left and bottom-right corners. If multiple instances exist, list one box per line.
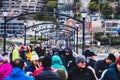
left=0, top=63, right=12, bottom=80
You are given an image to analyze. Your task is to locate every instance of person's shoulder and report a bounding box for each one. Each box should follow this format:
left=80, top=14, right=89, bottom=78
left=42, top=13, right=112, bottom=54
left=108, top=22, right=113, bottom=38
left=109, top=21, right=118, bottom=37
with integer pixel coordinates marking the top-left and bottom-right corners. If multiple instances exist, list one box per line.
left=25, top=75, right=35, bottom=80
left=96, top=59, right=105, bottom=64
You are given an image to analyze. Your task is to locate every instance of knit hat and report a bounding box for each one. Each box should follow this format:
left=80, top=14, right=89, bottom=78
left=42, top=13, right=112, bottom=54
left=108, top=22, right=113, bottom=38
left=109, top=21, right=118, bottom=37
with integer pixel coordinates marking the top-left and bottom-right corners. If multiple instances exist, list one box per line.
left=20, top=45, right=25, bottom=50
left=85, top=51, right=97, bottom=57
left=42, top=56, right=52, bottom=67
left=116, top=57, right=120, bottom=65
left=84, top=49, right=90, bottom=57
left=75, top=55, right=86, bottom=63
left=31, top=51, right=39, bottom=61
left=107, top=53, right=116, bottom=62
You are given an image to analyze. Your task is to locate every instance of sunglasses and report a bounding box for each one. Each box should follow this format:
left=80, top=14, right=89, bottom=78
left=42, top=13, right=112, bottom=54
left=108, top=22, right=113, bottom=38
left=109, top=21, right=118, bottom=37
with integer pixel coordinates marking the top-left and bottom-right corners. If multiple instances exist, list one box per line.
left=78, top=61, right=86, bottom=64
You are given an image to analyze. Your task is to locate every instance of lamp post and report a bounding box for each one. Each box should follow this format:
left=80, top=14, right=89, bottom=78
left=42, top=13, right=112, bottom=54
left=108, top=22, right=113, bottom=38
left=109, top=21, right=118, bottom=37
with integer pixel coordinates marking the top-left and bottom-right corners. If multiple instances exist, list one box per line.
left=74, top=31, right=75, bottom=51
left=34, top=30, right=37, bottom=48
left=76, top=24, right=79, bottom=54
left=3, top=11, right=8, bottom=52
left=81, top=9, right=87, bottom=55
left=24, top=21, right=27, bottom=46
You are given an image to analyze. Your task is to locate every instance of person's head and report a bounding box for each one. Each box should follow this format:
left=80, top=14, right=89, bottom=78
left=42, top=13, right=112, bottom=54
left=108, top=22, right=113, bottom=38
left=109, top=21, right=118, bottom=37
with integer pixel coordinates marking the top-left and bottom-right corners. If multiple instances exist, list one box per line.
left=116, top=57, right=120, bottom=71
left=39, top=56, right=44, bottom=66
left=1, top=52, right=9, bottom=62
left=75, top=55, right=87, bottom=68
left=84, top=49, right=90, bottom=57
left=55, top=68, right=67, bottom=80
left=42, top=56, right=52, bottom=67
left=106, top=53, right=116, bottom=64
left=64, top=47, right=72, bottom=56
left=31, top=51, right=39, bottom=65
left=11, top=59, right=25, bottom=70
left=85, top=51, right=97, bottom=59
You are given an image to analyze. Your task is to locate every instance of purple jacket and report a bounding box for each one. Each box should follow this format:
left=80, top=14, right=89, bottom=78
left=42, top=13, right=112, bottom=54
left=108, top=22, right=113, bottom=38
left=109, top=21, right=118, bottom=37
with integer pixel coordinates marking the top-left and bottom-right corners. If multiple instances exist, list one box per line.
left=0, top=63, right=12, bottom=80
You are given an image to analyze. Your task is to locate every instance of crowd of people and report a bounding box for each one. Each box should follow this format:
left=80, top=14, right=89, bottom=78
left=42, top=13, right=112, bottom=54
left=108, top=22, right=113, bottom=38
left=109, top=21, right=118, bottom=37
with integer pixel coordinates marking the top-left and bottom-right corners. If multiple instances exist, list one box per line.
left=0, top=43, right=120, bottom=80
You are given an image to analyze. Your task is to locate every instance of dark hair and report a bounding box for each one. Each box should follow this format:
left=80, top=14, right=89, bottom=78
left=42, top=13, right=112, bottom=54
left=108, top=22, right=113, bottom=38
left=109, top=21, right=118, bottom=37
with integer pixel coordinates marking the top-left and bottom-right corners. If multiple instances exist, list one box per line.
left=42, top=56, right=52, bottom=67
left=11, top=59, right=24, bottom=69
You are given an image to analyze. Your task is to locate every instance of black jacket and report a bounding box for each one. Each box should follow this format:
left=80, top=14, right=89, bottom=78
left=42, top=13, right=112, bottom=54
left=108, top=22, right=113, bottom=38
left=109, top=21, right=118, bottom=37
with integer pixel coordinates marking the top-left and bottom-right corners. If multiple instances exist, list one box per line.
left=68, top=66, right=97, bottom=80
left=35, top=67, right=61, bottom=80
left=94, top=59, right=110, bottom=79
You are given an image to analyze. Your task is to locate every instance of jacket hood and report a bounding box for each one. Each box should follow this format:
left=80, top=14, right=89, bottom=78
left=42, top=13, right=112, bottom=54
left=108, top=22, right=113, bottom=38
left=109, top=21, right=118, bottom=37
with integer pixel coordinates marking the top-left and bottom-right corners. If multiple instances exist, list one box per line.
left=52, top=55, right=63, bottom=65
left=64, top=47, right=73, bottom=54
left=9, top=68, right=25, bottom=77
left=52, top=55, right=67, bottom=73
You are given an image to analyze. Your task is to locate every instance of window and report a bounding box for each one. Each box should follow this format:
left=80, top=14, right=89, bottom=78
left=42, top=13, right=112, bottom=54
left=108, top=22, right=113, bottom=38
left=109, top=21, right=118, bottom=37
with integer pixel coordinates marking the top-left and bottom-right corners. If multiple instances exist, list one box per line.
left=106, top=23, right=112, bottom=27
left=112, top=23, right=118, bottom=27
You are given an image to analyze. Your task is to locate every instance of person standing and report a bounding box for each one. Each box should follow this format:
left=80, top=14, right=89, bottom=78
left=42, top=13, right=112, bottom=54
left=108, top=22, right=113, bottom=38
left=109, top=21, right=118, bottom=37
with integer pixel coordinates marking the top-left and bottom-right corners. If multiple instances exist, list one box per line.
left=4, top=59, right=34, bottom=80
left=100, top=56, right=120, bottom=80
left=62, top=47, right=76, bottom=72
left=68, top=55, right=98, bottom=80
left=35, top=56, right=61, bottom=80
left=85, top=51, right=97, bottom=68
left=0, top=55, right=12, bottom=80
left=26, top=51, right=39, bottom=75
left=94, top=53, right=116, bottom=79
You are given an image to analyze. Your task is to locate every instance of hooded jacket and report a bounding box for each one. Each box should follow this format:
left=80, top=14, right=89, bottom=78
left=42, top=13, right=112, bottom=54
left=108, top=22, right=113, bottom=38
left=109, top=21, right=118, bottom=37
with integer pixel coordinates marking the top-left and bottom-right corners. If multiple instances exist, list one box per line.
left=12, top=46, right=20, bottom=61
left=51, top=55, right=67, bottom=73
left=68, top=65, right=98, bottom=80
left=0, top=63, right=12, bottom=80
left=100, top=63, right=120, bottom=80
left=62, top=47, right=76, bottom=72
left=4, top=67, right=34, bottom=80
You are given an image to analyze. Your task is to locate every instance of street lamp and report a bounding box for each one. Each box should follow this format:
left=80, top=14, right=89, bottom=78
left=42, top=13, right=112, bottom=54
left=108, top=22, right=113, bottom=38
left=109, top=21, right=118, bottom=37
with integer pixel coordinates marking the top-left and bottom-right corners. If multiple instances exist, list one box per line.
left=81, top=9, right=87, bottom=55
left=75, top=23, right=79, bottom=54
left=24, top=21, right=27, bottom=46
left=3, top=10, right=8, bottom=52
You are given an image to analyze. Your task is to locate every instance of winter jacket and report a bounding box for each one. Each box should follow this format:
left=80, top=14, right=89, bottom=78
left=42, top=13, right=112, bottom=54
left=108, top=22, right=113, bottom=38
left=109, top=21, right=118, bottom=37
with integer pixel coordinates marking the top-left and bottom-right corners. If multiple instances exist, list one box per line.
left=87, top=58, right=96, bottom=68
left=4, top=67, right=34, bottom=80
left=68, top=66, right=98, bottom=80
left=62, top=47, right=76, bottom=72
left=35, top=67, right=61, bottom=80
left=52, top=55, right=67, bottom=73
left=94, top=59, right=110, bottom=78
left=26, top=64, right=39, bottom=73
left=0, top=63, right=12, bottom=80
left=100, top=63, right=120, bottom=80
left=26, top=51, right=32, bottom=61
left=12, top=47, right=20, bottom=61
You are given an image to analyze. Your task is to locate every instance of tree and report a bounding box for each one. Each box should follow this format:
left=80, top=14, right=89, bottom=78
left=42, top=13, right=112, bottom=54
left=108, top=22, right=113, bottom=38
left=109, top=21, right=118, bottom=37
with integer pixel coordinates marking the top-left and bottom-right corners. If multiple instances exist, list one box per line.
left=114, top=1, right=120, bottom=19
left=33, top=0, right=57, bottom=21
left=88, top=2, right=98, bottom=12
left=90, top=0, right=98, bottom=4
left=100, top=2, right=113, bottom=19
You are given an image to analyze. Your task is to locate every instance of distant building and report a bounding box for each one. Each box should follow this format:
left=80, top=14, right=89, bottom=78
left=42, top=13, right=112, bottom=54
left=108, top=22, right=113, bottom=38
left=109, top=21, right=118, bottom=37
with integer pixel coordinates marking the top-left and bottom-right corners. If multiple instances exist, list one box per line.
left=104, top=19, right=120, bottom=36
left=57, top=0, right=74, bottom=24
left=0, top=0, right=46, bottom=17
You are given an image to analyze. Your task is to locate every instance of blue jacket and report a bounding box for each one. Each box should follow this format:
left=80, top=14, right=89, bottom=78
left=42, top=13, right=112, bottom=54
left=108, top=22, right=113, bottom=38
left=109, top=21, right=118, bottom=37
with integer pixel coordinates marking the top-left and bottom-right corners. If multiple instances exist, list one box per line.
left=100, top=63, right=120, bottom=80
left=4, top=68, right=34, bottom=80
